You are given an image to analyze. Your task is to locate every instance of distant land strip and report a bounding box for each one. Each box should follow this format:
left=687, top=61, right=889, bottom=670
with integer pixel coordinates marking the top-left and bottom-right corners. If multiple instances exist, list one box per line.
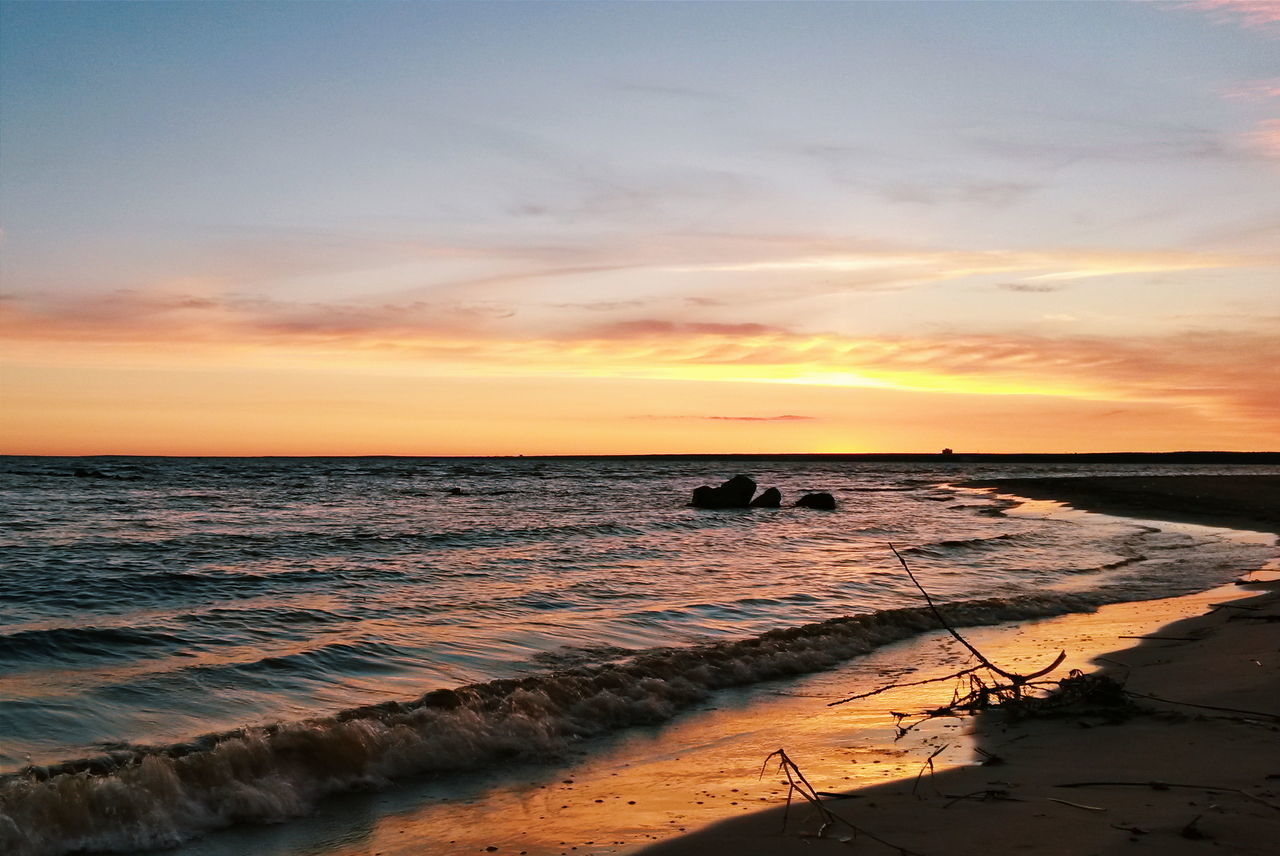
left=962, top=474, right=1280, bottom=536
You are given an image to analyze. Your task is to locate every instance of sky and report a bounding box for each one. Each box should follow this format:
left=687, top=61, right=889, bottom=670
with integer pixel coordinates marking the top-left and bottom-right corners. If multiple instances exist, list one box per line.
left=1, top=0, right=1278, bottom=456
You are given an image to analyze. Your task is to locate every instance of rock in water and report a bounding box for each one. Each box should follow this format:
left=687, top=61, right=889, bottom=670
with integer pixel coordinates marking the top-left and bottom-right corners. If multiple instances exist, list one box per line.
left=749, top=487, right=782, bottom=508
left=796, top=492, right=836, bottom=510
left=690, top=474, right=757, bottom=508
left=720, top=475, right=756, bottom=506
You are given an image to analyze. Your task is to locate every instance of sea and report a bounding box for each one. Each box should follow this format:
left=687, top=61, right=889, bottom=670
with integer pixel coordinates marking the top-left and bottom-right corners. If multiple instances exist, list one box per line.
left=1, top=456, right=1277, bottom=856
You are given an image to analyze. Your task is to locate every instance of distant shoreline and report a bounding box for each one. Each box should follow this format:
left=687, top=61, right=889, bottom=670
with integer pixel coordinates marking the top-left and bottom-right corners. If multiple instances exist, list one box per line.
left=4, top=451, right=1280, bottom=463
left=963, top=473, right=1280, bottom=535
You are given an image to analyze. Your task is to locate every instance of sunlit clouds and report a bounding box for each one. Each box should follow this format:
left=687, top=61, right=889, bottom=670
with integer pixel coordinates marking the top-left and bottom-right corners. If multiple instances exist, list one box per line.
left=1246, top=119, right=1280, bottom=157
left=1176, top=0, right=1280, bottom=29
left=1, top=1, right=1278, bottom=454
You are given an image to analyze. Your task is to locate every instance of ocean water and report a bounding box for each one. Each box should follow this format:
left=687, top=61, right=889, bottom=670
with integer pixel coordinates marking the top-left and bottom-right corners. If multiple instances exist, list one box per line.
left=1, top=456, right=1275, bottom=855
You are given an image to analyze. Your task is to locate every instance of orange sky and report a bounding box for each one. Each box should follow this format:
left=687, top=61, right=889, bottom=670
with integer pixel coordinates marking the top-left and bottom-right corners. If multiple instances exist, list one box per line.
left=2, top=2, right=1278, bottom=455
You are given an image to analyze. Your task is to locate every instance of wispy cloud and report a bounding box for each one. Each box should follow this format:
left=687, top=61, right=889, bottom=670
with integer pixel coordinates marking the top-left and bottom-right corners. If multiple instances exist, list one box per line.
left=1175, top=0, right=1280, bottom=30
left=613, top=80, right=732, bottom=103
left=664, top=247, right=1258, bottom=286
left=875, top=179, right=1038, bottom=208
left=1221, top=78, right=1280, bottom=100
left=706, top=414, right=814, bottom=422
left=998, top=282, right=1065, bottom=293
left=5, top=292, right=1276, bottom=430
left=1245, top=119, right=1280, bottom=157
left=636, top=414, right=816, bottom=422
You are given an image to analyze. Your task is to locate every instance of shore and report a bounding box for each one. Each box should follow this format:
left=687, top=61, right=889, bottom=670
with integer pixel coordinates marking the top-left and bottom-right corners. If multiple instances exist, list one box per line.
left=641, top=474, right=1280, bottom=856
left=963, top=474, right=1280, bottom=535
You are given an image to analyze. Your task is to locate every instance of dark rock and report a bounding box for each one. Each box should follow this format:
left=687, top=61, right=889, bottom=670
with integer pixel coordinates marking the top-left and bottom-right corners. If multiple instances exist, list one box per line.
left=720, top=475, right=756, bottom=506
left=749, top=487, right=782, bottom=508
left=447, top=487, right=466, bottom=495
left=796, top=492, right=836, bottom=510
left=691, top=475, right=757, bottom=509
left=691, top=485, right=719, bottom=507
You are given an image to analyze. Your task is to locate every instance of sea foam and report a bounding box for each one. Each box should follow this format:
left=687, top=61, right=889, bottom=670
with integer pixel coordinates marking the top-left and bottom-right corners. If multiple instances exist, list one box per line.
left=1, top=592, right=1098, bottom=856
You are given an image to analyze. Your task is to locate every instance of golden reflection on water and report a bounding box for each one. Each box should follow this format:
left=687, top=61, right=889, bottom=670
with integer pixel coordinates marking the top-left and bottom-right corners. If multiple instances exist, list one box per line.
left=288, top=586, right=1243, bottom=856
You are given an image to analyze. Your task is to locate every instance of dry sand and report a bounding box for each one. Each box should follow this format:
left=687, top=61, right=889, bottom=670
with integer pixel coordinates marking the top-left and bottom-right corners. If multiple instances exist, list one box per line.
left=640, top=475, right=1280, bottom=856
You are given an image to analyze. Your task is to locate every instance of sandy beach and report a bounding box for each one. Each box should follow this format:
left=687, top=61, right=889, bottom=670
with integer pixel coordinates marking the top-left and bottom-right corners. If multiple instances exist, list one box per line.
left=641, top=475, right=1280, bottom=856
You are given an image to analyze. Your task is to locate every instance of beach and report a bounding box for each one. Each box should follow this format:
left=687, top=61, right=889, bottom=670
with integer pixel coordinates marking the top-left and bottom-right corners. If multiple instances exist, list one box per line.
left=642, top=475, right=1280, bottom=856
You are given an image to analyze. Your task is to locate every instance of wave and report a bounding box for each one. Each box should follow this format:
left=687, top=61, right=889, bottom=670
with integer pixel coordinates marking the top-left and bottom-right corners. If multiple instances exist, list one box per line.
left=0, top=592, right=1100, bottom=856
left=0, top=627, right=184, bottom=666
left=900, top=532, right=1027, bottom=555
left=0, top=568, right=332, bottom=613
left=12, top=518, right=703, bottom=563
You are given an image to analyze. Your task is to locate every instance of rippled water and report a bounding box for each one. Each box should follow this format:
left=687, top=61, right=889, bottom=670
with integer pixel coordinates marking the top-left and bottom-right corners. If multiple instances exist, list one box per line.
left=1, top=457, right=1275, bottom=854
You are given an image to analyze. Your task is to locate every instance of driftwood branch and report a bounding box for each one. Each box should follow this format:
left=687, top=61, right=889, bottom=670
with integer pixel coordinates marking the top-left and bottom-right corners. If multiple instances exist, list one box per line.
left=912, top=743, right=949, bottom=796
left=889, top=543, right=1021, bottom=682
left=761, top=748, right=922, bottom=854
left=1055, top=780, right=1280, bottom=812
left=828, top=666, right=982, bottom=707
left=830, top=546, right=1070, bottom=737
left=1122, top=691, right=1280, bottom=722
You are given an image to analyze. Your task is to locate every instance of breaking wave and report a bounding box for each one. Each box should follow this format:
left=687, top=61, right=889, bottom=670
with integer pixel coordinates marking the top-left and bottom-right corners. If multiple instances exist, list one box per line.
left=0, top=592, right=1100, bottom=856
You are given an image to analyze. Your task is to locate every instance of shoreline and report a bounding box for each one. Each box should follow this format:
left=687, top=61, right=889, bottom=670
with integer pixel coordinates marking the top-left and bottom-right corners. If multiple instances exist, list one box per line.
left=962, top=474, right=1280, bottom=536
left=640, top=585, right=1280, bottom=856
left=640, top=475, right=1280, bottom=856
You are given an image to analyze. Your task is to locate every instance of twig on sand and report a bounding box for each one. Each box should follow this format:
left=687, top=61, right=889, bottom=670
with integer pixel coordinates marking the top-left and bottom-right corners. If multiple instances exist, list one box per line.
left=829, top=666, right=983, bottom=707
left=912, top=743, right=949, bottom=796
left=761, top=748, right=923, bottom=854
left=1046, top=797, right=1105, bottom=812
left=942, top=789, right=1021, bottom=809
left=1055, top=780, right=1280, bottom=812
left=1121, top=690, right=1280, bottom=722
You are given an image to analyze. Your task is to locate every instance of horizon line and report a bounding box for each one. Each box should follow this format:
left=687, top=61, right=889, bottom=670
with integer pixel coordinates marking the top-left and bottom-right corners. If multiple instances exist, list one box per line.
left=3, top=450, right=1278, bottom=460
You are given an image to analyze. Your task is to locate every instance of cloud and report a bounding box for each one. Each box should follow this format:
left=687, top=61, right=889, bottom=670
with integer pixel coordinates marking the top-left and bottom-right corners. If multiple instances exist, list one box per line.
left=706, top=414, right=815, bottom=422
left=613, top=81, right=732, bottom=103
left=998, top=282, right=1064, bottom=293
left=635, top=414, right=816, bottom=422
left=1221, top=78, right=1280, bottom=100
left=665, top=247, right=1260, bottom=287
left=587, top=320, right=788, bottom=339
left=1176, top=0, right=1280, bottom=29
left=967, top=127, right=1247, bottom=166
left=5, top=287, right=1277, bottom=431
left=876, top=179, right=1038, bottom=208
left=547, top=299, right=649, bottom=312
left=1245, top=119, right=1280, bottom=158
left=0, top=289, right=512, bottom=345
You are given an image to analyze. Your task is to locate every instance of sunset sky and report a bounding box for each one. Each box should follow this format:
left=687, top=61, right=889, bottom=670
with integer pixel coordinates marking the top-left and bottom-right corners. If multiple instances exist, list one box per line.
left=2, top=1, right=1278, bottom=455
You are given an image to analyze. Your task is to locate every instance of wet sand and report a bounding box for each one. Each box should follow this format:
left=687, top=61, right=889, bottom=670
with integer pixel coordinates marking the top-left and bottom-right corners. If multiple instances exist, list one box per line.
left=641, top=475, right=1280, bottom=856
